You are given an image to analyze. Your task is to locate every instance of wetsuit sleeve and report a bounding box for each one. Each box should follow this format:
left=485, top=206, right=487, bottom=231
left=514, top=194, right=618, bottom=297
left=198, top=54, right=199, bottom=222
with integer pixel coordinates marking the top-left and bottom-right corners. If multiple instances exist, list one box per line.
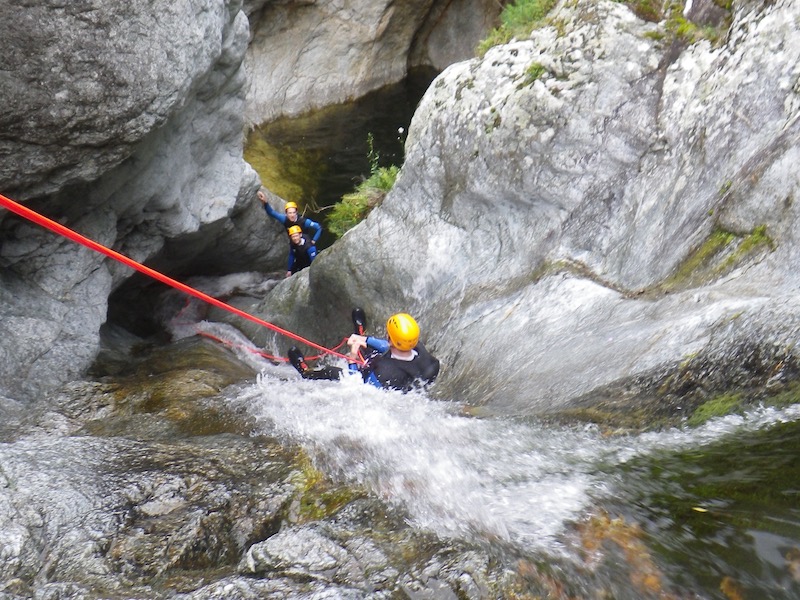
left=302, top=217, right=323, bottom=243
left=350, top=338, right=389, bottom=388
left=365, top=337, right=390, bottom=353
left=264, top=203, right=287, bottom=224
left=347, top=357, right=382, bottom=388
left=308, top=245, right=318, bottom=261
left=363, top=372, right=383, bottom=388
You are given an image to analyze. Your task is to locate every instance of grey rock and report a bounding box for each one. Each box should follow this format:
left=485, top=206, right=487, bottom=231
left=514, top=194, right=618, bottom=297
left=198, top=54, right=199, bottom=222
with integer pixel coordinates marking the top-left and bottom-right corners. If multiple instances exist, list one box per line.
left=0, top=434, right=295, bottom=589
left=240, top=525, right=366, bottom=585
left=254, top=0, right=800, bottom=415
left=0, top=0, right=276, bottom=401
left=244, top=0, right=501, bottom=124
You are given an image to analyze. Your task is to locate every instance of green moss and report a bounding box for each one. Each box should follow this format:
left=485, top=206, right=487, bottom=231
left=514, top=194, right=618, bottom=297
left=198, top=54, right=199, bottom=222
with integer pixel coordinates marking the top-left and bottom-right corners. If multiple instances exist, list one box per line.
left=502, top=0, right=558, bottom=29
left=680, top=352, right=699, bottom=369
left=663, top=1, right=732, bottom=46
left=644, top=30, right=666, bottom=41
left=718, top=224, right=774, bottom=271
left=624, top=0, right=663, bottom=22
left=291, top=453, right=364, bottom=522
left=477, top=28, right=513, bottom=57
left=524, top=62, right=548, bottom=85
left=659, top=229, right=736, bottom=292
left=687, top=393, right=744, bottom=427
left=621, top=0, right=732, bottom=47
left=327, top=164, right=399, bottom=238
left=671, top=16, right=697, bottom=42
left=657, top=225, right=774, bottom=295
left=551, top=18, right=568, bottom=38
left=477, top=0, right=558, bottom=56
left=327, top=134, right=399, bottom=238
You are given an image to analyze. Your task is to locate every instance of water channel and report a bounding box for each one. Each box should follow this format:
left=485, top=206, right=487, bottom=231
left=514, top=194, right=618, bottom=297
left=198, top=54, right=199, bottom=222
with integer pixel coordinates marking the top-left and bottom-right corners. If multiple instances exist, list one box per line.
left=205, top=313, right=800, bottom=599
left=232, top=73, right=800, bottom=598
left=245, top=68, right=438, bottom=249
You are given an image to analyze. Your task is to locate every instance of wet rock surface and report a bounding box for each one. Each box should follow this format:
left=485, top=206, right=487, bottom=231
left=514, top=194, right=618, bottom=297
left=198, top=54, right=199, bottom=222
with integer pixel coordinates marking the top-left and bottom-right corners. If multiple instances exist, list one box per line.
left=0, top=337, right=521, bottom=598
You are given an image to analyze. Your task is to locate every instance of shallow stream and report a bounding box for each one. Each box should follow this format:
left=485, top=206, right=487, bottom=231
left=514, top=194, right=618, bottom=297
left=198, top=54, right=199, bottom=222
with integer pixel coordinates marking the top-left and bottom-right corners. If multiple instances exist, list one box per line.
left=194, top=315, right=800, bottom=599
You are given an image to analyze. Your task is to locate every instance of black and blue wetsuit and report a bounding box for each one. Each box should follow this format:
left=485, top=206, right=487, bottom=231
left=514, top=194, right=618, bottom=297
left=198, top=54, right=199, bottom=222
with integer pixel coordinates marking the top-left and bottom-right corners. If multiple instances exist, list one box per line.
left=349, top=337, right=440, bottom=392
left=263, top=203, right=322, bottom=243
left=288, top=233, right=318, bottom=274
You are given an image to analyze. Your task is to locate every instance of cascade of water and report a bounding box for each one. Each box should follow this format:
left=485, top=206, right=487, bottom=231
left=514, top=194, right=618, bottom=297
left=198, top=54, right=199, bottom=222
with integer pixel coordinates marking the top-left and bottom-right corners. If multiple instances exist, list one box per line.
left=147, top=293, right=800, bottom=596
left=220, top=338, right=800, bottom=559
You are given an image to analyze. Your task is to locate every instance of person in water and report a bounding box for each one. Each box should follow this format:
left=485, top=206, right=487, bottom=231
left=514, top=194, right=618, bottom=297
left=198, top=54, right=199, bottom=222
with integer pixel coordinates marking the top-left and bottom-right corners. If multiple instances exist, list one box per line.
left=288, top=309, right=440, bottom=392
left=287, top=225, right=318, bottom=276
left=257, top=189, right=322, bottom=276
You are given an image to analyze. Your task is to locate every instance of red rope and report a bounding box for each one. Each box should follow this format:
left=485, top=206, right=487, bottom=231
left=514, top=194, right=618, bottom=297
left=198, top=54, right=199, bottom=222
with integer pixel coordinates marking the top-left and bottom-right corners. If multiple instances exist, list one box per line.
left=0, top=192, right=359, bottom=364
left=195, top=330, right=350, bottom=363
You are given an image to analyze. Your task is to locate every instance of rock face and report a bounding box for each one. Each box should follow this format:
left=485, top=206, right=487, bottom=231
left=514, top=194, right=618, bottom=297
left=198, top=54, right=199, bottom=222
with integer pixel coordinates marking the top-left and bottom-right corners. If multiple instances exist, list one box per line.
left=244, top=0, right=501, bottom=124
left=252, top=0, right=800, bottom=414
left=0, top=0, right=502, bottom=402
left=2, top=0, right=239, bottom=200
left=0, top=0, right=274, bottom=400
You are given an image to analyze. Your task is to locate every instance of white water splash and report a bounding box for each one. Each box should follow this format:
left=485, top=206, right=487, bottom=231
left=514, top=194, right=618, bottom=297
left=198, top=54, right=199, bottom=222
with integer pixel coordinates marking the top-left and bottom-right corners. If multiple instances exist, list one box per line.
left=230, top=369, right=603, bottom=553
left=228, top=364, right=800, bottom=556
left=178, top=316, right=800, bottom=556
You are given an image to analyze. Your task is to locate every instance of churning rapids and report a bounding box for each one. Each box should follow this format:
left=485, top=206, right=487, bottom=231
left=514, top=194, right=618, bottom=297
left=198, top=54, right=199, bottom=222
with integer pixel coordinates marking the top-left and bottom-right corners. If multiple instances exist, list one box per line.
left=231, top=335, right=800, bottom=550
left=166, top=286, right=800, bottom=598
left=5, top=271, right=796, bottom=598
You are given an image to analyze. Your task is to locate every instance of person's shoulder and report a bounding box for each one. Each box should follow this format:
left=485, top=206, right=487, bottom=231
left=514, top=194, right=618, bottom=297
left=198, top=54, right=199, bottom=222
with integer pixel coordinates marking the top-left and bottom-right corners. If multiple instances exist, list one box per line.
left=414, top=342, right=434, bottom=357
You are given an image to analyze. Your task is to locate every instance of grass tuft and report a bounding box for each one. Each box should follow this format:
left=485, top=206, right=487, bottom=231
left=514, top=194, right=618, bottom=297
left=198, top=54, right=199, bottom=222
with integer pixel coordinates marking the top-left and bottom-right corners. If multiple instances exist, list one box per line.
left=477, top=0, right=558, bottom=55
left=327, top=133, right=400, bottom=238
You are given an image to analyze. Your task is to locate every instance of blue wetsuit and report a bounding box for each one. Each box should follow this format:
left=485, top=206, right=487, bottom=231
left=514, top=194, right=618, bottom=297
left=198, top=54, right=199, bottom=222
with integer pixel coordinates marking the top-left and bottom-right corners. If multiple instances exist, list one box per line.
left=288, top=233, right=318, bottom=274
left=263, top=203, right=322, bottom=243
left=349, top=337, right=440, bottom=392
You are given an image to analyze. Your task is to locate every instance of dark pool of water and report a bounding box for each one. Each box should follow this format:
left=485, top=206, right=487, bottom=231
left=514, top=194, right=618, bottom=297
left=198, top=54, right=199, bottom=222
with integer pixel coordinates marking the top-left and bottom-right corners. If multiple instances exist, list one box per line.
left=603, top=418, right=800, bottom=599
left=245, top=68, right=438, bottom=249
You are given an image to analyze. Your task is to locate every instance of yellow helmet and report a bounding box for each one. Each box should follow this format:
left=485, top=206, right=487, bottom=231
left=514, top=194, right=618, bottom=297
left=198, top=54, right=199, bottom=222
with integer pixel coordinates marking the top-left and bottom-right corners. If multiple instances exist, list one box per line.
left=386, top=313, right=419, bottom=351
left=287, top=225, right=302, bottom=236
left=285, top=201, right=299, bottom=211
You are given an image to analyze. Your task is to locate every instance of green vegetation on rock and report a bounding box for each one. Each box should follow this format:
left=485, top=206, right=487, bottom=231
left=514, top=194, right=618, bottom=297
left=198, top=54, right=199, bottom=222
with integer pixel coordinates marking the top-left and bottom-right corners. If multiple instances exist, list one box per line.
left=687, top=393, right=744, bottom=426
left=657, top=225, right=774, bottom=295
left=290, top=453, right=365, bottom=521
left=477, top=0, right=558, bottom=56
left=327, top=133, right=399, bottom=238
left=623, top=0, right=733, bottom=45
left=524, top=62, right=548, bottom=85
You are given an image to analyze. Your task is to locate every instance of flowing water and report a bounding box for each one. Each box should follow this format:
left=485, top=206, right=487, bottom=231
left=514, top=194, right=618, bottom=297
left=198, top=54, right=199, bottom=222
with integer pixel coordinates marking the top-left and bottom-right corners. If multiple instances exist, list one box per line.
left=180, top=313, right=800, bottom=599
left=203, top=75, right=800, bottom=597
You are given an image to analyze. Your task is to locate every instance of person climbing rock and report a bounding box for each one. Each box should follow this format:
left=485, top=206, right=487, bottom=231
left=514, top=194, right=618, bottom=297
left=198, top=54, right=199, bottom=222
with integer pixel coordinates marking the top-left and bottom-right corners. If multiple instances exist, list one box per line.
left=288, top=309, right=440, bottom=392
left=257, top=189, right=322, bottom=276
left=287, top=225, right=317, bottom=276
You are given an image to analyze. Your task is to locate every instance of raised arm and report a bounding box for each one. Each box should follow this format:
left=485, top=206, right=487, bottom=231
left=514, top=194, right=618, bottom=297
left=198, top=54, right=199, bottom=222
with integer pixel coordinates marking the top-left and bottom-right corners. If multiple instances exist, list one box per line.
left=257, top=190, right=287, bottom=224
